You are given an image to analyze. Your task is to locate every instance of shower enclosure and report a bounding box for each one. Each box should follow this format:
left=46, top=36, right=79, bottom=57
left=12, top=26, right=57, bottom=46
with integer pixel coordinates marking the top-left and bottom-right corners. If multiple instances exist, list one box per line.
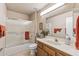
left=0, top=19, right=34, bottom=56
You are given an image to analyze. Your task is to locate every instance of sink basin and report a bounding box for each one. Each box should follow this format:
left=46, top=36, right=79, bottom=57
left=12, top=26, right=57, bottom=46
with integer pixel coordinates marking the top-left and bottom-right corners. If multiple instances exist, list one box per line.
left=42, top=36, right=65, bottom=45
left=49, top=41, right=61, bottom=45
left=44, top=39, right=61, bottom=45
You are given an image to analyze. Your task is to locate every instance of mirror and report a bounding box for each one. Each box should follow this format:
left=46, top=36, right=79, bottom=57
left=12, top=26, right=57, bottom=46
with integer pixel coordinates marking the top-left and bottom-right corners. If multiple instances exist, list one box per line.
left=45, top=4, right=74, bottom=38
left=46, top=23, right=52, bottom=35
left=66, top=16, right=73, bottom=38
left=66, top=16, right=74, bottom=45
left=39, top=22, right=43, bottom=30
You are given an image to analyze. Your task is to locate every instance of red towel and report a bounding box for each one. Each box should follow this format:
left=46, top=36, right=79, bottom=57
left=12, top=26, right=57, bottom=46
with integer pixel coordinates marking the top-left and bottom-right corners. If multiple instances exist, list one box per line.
left=54, top=28, right=57, bottom=33
left=0, top=25, right=5, bottom=38
left=25, top=32, right=30, bottom=40
left=73, top=28, right=76, bottom=34
left=76, top=16, right=79, bottom=50
left=0, top=25, right=2, bottom=38
left=54, top=28, right=62, bottom=33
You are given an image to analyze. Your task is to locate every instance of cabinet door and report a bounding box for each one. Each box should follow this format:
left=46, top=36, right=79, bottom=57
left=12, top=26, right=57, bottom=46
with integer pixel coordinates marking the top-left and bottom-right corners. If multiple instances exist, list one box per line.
left=55, top=51, right=71, bottom=56
left=37, top=41, right=43, bottom=48
left=43, top=45, right=55, bottom=56
left=37, top=47, right=48, bottom=56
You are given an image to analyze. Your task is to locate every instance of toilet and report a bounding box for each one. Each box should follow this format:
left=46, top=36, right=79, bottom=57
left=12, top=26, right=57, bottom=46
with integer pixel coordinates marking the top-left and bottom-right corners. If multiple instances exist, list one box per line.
left=14, top=43, right=37, bottom=56
left=29, top=43, right=37, bottom=56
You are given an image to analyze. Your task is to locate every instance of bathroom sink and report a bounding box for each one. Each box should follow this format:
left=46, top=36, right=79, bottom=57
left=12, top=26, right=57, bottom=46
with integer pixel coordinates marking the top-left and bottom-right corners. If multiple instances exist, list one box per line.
left=43, top=39, right=61, bottom=45
left=47, top=40, right=61, bottom=45
left=42, top=36, right=65, bottom=45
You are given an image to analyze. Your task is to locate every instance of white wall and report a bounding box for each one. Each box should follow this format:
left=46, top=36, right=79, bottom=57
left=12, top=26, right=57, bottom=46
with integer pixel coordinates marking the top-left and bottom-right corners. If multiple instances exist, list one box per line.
left=47, top=11, right=73, bottom=38
left=0, top=3, right=6, bottom=56
left=7, top=10, right=29, bottom=20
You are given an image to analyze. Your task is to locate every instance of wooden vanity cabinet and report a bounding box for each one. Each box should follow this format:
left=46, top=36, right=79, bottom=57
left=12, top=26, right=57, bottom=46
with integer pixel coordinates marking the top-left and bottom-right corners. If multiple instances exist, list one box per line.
left=37, top=41, right=71, bottom=56
left=37, top=41, right=48, bottom=56
left=43, top=44, right=55, bottom=56
left=55, top=52, right=63, bottom=56
left=55, top=50, right=71, bottom=56
left=37, top=47, right=48, bottom=56
left=55, top=51, right=71, bottom=56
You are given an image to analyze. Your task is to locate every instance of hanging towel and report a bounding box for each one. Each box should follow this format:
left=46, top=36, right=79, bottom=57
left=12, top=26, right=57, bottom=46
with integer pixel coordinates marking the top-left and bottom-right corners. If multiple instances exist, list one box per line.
left=73, top=28, right=76, bottom=34
left=54, top=28, right=62, bottom=33
left=76, top=16, right=79, bottom=50
left=0, top=25, right=5, bottom=38
left=2, top=25, right=5, bottom=36
left=25, top=32, right=30, bottom=40
left=0, top=25, right=2, bottom=38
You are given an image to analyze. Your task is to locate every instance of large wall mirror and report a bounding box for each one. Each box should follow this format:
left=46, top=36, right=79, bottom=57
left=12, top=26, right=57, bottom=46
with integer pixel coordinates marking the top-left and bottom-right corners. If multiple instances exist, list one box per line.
left=45, top=4, right=74, bottom=39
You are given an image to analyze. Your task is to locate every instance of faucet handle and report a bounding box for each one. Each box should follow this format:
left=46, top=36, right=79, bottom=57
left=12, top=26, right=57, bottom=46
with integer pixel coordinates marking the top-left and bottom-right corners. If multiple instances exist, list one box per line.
left=55, top=38, right=58, bottom=42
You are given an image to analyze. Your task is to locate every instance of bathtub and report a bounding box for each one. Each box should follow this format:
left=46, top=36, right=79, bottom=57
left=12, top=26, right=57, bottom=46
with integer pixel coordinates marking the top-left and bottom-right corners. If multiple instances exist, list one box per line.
left=5, top=43, right=37, bottom=56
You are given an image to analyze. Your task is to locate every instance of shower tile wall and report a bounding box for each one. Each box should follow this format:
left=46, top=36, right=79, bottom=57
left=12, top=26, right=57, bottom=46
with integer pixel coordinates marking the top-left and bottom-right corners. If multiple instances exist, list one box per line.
left=6, top=20, right=32, bottom=48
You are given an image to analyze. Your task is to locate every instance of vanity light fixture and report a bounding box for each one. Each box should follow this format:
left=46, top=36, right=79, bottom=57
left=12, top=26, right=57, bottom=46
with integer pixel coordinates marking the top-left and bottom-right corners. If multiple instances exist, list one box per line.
left=40, top=3, right=65, bottom=16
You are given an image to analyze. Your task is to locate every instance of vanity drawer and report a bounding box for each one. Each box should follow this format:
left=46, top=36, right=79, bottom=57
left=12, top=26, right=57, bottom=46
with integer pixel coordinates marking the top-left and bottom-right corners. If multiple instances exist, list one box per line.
left=43, top=45, right=55, bottom=56
left=37, top=41, right=43, bottom=48
left=55, top=52, right=63, bottom=56
left=55, top=50, right=71, bottom=56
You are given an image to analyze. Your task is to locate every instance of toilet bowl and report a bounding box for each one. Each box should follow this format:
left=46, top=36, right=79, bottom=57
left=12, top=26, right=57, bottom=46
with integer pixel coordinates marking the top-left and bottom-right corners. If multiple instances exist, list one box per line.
left=29, top=43, right=37, bottom=56
left=29, top=43, right=37, bottom=49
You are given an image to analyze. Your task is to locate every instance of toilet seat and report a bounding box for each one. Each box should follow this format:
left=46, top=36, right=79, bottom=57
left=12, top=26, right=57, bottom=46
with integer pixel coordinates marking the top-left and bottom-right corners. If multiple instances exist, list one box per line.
left=29, top=43, right=37, bottom=49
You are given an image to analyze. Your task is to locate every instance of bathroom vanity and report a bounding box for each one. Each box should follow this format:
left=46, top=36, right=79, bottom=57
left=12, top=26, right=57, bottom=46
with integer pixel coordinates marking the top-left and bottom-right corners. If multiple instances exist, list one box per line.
left=36, top=37, right=79, bottom=56
left=37, top=40, right=70, bottom=56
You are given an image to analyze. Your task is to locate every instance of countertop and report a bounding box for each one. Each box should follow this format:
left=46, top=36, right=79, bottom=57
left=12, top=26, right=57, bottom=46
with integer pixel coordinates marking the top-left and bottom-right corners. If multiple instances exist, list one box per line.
left=37, top=37, right=79, bottom=56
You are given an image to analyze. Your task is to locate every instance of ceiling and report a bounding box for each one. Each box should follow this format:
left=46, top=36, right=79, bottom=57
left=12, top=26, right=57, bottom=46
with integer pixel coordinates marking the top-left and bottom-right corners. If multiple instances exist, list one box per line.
left=6, top=3, right=49, bottom=15
left=44, top=3, right=75, bottom=19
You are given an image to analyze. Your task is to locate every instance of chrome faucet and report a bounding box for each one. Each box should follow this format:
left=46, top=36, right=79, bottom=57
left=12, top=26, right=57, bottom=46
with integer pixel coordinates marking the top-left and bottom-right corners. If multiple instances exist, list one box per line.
left=55, top=38, right=58, bottom=42
left=66, top=34, right=71, bottom=45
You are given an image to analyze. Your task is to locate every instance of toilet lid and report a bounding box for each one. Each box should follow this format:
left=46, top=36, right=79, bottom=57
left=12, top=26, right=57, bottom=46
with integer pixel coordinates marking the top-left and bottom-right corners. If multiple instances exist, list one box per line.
left=29, top=43, right=37, bottom=49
